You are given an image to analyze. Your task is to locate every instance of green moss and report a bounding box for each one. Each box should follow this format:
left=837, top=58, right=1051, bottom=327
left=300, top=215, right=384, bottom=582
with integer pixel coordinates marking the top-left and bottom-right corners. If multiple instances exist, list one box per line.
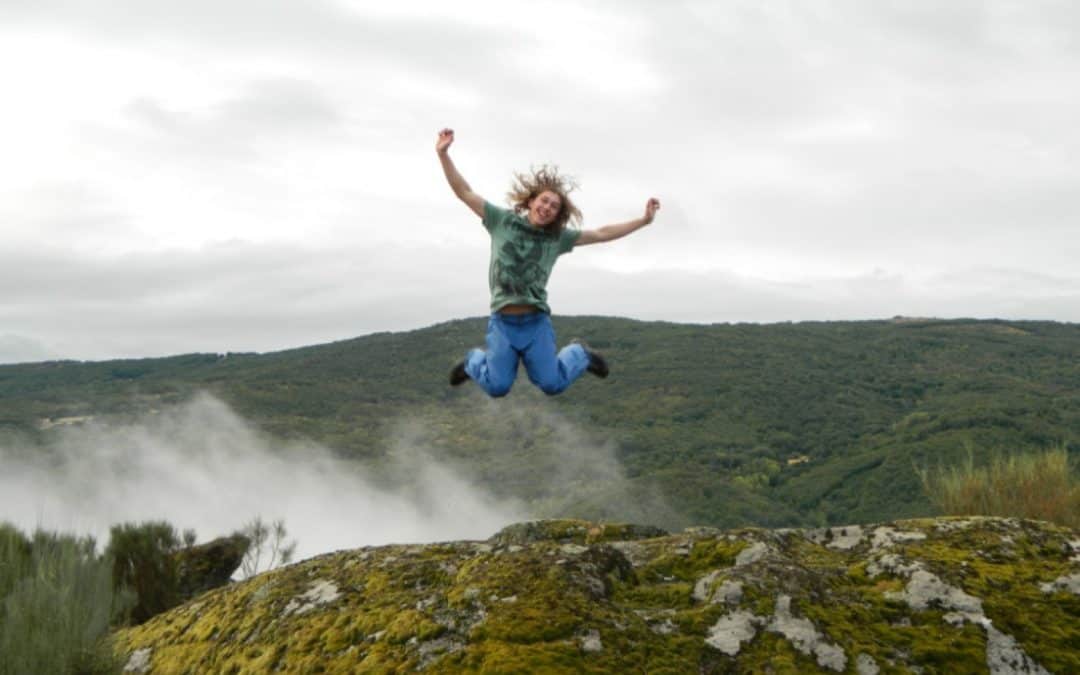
left=906, top=617, right=986, bottom=672
left=734, top=631, right=819, bottom=674
left=383, top=609, right=444, bottom=644
left=112, top=518, right=1079, bottom=674
left=489, top=519, right=667, bottom=546
left=670, top=603, right=730, bottom=636
left=635, top=537, right=746, bottom=584
left=882, top=523, right=1080, bottom=672
left=473, top=595, right=583, bottom=643
left=612, top=580, right=692, bottom=607
left=441, top=641, right=583, bottom=674
left=741, top=586, right=777, bottom=618
left=687, top=538, right=744, bottom=570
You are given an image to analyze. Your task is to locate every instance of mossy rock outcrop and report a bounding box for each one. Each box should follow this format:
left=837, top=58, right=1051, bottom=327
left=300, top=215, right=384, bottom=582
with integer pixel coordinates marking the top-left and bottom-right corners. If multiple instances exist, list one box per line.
left=114, top=517, right=1079, bottom=673
left=174, top=535, right=250, bottom=604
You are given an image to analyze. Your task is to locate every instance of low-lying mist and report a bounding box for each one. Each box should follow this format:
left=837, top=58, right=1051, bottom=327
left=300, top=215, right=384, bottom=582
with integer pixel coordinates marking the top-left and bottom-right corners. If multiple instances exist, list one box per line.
left=472, top=398, right=683, bottom=528
left=0, top=394, right=527, bottom=561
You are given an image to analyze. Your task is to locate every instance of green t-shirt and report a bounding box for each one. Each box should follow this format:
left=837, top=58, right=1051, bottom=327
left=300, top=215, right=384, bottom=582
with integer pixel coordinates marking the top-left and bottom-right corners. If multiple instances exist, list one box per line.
left=482, top=201, right=581, bottom=314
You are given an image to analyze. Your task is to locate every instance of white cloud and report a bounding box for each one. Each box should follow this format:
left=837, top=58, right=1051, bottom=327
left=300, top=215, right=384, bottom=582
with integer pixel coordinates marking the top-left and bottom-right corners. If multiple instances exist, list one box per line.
left=1, top=1, right=1078, bottom=361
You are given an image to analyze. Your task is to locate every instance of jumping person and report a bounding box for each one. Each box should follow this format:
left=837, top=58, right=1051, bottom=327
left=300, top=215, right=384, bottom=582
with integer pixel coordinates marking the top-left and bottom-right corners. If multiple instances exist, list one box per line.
left=437, top=127, right=659, bottom=397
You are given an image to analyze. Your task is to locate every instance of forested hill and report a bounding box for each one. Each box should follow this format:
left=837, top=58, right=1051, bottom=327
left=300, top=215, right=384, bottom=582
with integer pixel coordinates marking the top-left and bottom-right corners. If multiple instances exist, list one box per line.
left=2, top=317, right=1078, bottom=529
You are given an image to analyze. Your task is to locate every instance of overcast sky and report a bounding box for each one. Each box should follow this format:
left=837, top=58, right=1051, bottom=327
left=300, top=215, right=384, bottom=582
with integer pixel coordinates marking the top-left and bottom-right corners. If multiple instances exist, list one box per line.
left=2, top=0, right=1078, bottom=363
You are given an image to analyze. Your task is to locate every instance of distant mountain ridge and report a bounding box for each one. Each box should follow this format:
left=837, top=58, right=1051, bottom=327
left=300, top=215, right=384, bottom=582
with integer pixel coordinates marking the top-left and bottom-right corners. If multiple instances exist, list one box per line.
left=2, top=316, right=1078, bottom=529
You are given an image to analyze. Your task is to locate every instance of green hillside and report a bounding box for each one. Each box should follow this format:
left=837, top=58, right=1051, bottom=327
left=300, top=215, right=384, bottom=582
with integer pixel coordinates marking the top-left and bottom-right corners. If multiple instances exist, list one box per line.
left=1, top=317, right=1078, bottom=529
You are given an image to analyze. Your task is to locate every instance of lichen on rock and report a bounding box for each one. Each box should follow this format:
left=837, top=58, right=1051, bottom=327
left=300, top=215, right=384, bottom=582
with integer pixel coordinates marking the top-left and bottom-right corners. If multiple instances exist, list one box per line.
left=855, top=652, right=880, bottom=675
left=805, top=525, right=865, bottom=550
left=283, top=579, right=342, bottom=615
left=734, top=540, right=770, bottom=567
left=767, top=595, right=846, bottom=672
left=1040, top=572, right=1080, bottom=596
left=870, top=525, right=927, bottom=550
left=888, top=569, right=983, bottom=613
left=111, top=517, right=1080, bottom=674
left=122, top=647, right=152, bottom=673
left=705, top=609, right=764, bottom=655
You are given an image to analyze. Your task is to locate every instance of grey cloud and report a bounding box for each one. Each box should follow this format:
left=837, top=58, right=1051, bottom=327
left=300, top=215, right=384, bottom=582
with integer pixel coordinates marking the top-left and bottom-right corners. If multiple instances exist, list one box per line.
left=119, top=78, right=346, bottom=162
left=217, top=80, right=341, bottom=129
left=1, top=1, right=519, bottom=100
left=3, top=182, right=138, bottom=244
left=850, top=1, right=1080, bottom=60
left=715, top=176, right=1079, bottom=262
left=1, top=0, right=679, bottom=136
left=636, top=1, right=1080, bottom=153
left=2, top=234, right=1078, bottom=363
left=0, top=334, right=57, bottom=364
left=592, top=3, right=1080, bottom=275
left=0, top=240, right=488, bottom=360
left=3, top=1, right=1078, bottom=362
left=550, top=263, right=1080, bottom=324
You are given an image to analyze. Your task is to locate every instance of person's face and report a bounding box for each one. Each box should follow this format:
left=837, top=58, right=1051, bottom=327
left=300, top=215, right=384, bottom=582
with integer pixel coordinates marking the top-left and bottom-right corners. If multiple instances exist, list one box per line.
left=527, top=190, right=562, bottom=228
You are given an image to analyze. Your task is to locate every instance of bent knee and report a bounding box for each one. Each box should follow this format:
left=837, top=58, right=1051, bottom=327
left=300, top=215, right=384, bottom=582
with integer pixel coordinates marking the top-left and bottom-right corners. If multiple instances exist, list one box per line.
left=537, top=381, right=566, bottom=396
left=487, top=382, right=513, bottom=398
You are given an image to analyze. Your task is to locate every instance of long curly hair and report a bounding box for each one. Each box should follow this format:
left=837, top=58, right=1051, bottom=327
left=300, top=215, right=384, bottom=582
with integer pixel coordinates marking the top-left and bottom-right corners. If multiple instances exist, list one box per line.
left=506, top=165, right=582, bottom=236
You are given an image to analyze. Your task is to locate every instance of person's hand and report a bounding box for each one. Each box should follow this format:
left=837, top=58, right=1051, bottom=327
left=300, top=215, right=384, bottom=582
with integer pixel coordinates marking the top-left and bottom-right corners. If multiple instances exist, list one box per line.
left=643, top=197, right=661, bottom=224
left=436, top=128, right=454, bottom=154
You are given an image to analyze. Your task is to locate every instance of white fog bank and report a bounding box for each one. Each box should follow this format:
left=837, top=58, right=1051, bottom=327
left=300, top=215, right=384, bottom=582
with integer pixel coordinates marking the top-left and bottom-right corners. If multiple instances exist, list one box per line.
left=0, top=394, right=526, bottom=561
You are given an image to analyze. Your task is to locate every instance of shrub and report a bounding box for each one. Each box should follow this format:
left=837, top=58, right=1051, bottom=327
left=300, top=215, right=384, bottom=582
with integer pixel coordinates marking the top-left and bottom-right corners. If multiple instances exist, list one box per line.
left=917, top=446, right=1079, bottom=528
left=105, top=521, right=183, bottom=624
left=0, top=523, right=131, bottom=675
left=237, top=517, right=297, bottom=579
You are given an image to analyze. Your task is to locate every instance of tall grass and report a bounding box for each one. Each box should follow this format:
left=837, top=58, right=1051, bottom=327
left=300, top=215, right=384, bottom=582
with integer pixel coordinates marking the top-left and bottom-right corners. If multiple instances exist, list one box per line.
left=0, top=524, right=132, bottom=675
left=917, top=446, right=1079, bottom=528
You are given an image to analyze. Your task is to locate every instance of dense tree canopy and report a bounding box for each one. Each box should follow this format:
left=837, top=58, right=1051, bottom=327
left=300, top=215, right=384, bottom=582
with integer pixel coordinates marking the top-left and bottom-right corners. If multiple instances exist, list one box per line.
left=2, top=317, right=1077, bottom=529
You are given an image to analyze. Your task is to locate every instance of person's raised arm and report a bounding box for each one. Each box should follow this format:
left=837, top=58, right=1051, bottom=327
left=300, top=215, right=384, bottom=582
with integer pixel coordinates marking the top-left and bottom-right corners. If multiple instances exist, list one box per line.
left=436, top=128, right=484, bottom=218
left=576, top=198, right=660, bottom=246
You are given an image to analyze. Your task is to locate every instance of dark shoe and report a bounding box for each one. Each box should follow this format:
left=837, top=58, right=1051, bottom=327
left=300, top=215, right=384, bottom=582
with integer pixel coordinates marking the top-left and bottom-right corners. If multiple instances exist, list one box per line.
left=449, top=361, right=469, bottom=386
left=571, top=338, right=609, bottom=378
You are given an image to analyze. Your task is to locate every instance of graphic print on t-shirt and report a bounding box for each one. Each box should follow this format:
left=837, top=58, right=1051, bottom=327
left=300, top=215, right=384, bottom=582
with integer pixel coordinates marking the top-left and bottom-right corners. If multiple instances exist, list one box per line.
left=494, top=235, right=547, bottom=296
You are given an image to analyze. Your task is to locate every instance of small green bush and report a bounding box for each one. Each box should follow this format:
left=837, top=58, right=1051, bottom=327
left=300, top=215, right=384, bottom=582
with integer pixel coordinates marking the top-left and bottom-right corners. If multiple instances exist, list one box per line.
left=918, top=446, right=1079, bottom=528
left=106, top=521, right=183, bottom=624
left=0, top=523, right=131, bottom=675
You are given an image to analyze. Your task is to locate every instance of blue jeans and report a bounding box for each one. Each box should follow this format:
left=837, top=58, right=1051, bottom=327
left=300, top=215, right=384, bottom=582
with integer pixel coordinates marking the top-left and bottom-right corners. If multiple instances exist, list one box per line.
left=465, top=313, right=590, bottom=397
